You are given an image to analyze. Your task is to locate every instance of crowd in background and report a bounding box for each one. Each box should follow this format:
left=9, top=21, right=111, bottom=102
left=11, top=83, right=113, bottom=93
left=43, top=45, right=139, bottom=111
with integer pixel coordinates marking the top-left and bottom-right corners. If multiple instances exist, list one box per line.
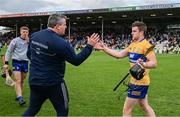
left=67, top=29, right=180, bottom=54
left=148, top=32, right=180, bottom=54
left=1, top=29, right=180, bottom=54
left=0, top=31, right=15, bottom=47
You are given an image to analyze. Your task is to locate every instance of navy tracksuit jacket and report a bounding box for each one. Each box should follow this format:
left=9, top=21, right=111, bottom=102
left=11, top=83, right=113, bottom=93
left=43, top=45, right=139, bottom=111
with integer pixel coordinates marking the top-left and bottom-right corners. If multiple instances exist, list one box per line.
left=24, top=28, right=93, bottom=116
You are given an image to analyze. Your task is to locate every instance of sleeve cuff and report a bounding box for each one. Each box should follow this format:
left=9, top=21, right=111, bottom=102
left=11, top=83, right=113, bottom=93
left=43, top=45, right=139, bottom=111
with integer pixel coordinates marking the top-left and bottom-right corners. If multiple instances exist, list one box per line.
left=86, top=44, right=93, bottom=49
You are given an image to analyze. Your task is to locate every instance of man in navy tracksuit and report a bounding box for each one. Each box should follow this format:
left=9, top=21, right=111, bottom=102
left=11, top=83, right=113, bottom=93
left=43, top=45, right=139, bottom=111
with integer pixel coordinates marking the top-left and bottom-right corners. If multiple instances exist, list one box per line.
left=23, top=14, right=99, bottom=116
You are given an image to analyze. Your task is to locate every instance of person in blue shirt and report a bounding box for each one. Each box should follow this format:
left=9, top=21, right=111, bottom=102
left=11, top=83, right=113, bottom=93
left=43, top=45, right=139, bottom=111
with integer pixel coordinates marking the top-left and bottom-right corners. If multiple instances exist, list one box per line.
left=23, top=14, right=100, bottom=116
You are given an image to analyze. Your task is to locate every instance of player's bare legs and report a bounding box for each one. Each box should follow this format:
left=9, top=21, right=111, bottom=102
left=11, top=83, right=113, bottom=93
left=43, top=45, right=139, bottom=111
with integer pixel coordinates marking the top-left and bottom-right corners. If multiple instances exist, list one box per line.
left=123, top=97, right=138, bottom=117
left=138, top=95, right=156, bottom=117
left=21, top=72, right=27, bottom=90
left=14, top=71, right=26, bottom=105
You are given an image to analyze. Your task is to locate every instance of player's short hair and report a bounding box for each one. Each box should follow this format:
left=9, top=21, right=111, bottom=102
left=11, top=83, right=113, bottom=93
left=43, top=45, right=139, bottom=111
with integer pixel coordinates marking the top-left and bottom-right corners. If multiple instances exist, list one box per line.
left=20, top=26, right=29, bottom=31
left=47, top=14, right=67, bottom=28
left=131, top=21, right=147, bottom=33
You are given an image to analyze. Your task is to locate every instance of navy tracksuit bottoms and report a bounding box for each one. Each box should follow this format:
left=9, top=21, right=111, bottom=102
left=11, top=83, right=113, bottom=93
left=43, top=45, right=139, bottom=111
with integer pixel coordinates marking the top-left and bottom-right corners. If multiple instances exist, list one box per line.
left=23, top=82, right=69, bottom=116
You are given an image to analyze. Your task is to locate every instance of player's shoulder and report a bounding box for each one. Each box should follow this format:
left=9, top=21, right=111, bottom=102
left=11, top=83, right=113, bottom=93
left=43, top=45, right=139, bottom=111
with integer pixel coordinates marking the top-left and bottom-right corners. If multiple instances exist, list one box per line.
left=142, top=39, right=153, bottom=47
left=13, top=37, right=20, bottom=40
left=10, top=37, right=20, bottom=44
left=50, top=35, right=68, bottom=49
left=142, top=39, right=156, bottom=55
left=30, top=29, right=47, bottom=38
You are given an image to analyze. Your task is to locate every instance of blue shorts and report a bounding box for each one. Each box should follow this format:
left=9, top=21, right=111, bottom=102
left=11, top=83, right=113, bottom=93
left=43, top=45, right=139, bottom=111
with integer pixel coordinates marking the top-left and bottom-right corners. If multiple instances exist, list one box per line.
left=12, top=59, right=28, bottom=73
left=127, top=84, right=149, bottom=99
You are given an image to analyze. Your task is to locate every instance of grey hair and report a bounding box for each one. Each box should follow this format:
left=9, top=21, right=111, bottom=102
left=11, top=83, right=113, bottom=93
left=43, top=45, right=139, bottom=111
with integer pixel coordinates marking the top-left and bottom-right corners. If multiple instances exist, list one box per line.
left=47, top=14, right=67, bottom=28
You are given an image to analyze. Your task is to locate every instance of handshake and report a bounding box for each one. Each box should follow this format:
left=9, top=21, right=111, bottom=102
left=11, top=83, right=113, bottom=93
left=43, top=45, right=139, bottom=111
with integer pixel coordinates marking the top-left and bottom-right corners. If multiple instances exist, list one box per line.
left=86, top=33, right=106, bottom=50
left=85, top=33, right=107, bottom=50
left=94, top=41, right=107, bottom=50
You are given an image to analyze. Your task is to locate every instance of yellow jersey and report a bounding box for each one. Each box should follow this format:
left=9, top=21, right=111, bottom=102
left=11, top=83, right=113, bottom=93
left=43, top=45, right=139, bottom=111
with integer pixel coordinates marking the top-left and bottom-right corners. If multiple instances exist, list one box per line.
left=125, top=39, right=155, bottom=86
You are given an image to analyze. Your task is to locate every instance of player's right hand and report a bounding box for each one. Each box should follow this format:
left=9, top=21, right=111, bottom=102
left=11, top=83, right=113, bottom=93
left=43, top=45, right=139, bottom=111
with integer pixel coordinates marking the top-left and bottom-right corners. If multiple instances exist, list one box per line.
left=94, top=41, right=106, bottom=50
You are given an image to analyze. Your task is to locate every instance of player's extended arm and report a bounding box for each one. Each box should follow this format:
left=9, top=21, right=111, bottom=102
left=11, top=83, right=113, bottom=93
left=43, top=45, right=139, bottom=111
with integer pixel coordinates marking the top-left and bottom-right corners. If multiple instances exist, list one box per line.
left=95, top=42, right=128, bottom=59
left=103, top=46, right=128, bottom=59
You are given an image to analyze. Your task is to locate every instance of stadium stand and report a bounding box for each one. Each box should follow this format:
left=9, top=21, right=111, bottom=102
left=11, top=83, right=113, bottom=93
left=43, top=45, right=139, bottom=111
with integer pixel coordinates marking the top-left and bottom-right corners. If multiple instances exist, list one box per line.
left=0, top=3, right=180, bottom=53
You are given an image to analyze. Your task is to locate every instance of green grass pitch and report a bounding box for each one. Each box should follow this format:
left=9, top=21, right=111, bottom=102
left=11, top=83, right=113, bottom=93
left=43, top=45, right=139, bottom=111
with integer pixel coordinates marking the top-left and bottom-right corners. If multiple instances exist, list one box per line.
left=0, top=51, right=180, bottom=116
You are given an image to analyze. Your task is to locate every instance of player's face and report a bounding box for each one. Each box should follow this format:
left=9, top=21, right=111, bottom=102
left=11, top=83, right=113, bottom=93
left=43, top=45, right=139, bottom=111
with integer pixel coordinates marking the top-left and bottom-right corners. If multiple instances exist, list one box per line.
left=20, top=29, right=29, bottom=40
left=131, top=26, right=140, bottom=41
left=57, top=18, right=67, bottom=36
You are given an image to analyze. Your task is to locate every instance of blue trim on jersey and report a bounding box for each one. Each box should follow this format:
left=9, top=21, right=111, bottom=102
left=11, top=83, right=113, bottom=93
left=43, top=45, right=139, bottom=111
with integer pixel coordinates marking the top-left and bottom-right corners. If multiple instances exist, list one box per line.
left=128, top=52, right=147, bottom=63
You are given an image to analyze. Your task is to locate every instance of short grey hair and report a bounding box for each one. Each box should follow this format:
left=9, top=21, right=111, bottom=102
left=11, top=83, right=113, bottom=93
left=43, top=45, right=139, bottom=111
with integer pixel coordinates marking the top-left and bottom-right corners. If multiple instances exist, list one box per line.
left=47, top=14, right=67, bottom=28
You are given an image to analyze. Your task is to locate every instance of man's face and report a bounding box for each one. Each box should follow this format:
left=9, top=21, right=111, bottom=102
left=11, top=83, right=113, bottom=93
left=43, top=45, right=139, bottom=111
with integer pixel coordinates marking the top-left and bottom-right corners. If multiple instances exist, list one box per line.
left=57, top=18, right=67, bottom=36
left=131, top=26, right=142, bottom=41
left=20, top=29, right=29, bottom=39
